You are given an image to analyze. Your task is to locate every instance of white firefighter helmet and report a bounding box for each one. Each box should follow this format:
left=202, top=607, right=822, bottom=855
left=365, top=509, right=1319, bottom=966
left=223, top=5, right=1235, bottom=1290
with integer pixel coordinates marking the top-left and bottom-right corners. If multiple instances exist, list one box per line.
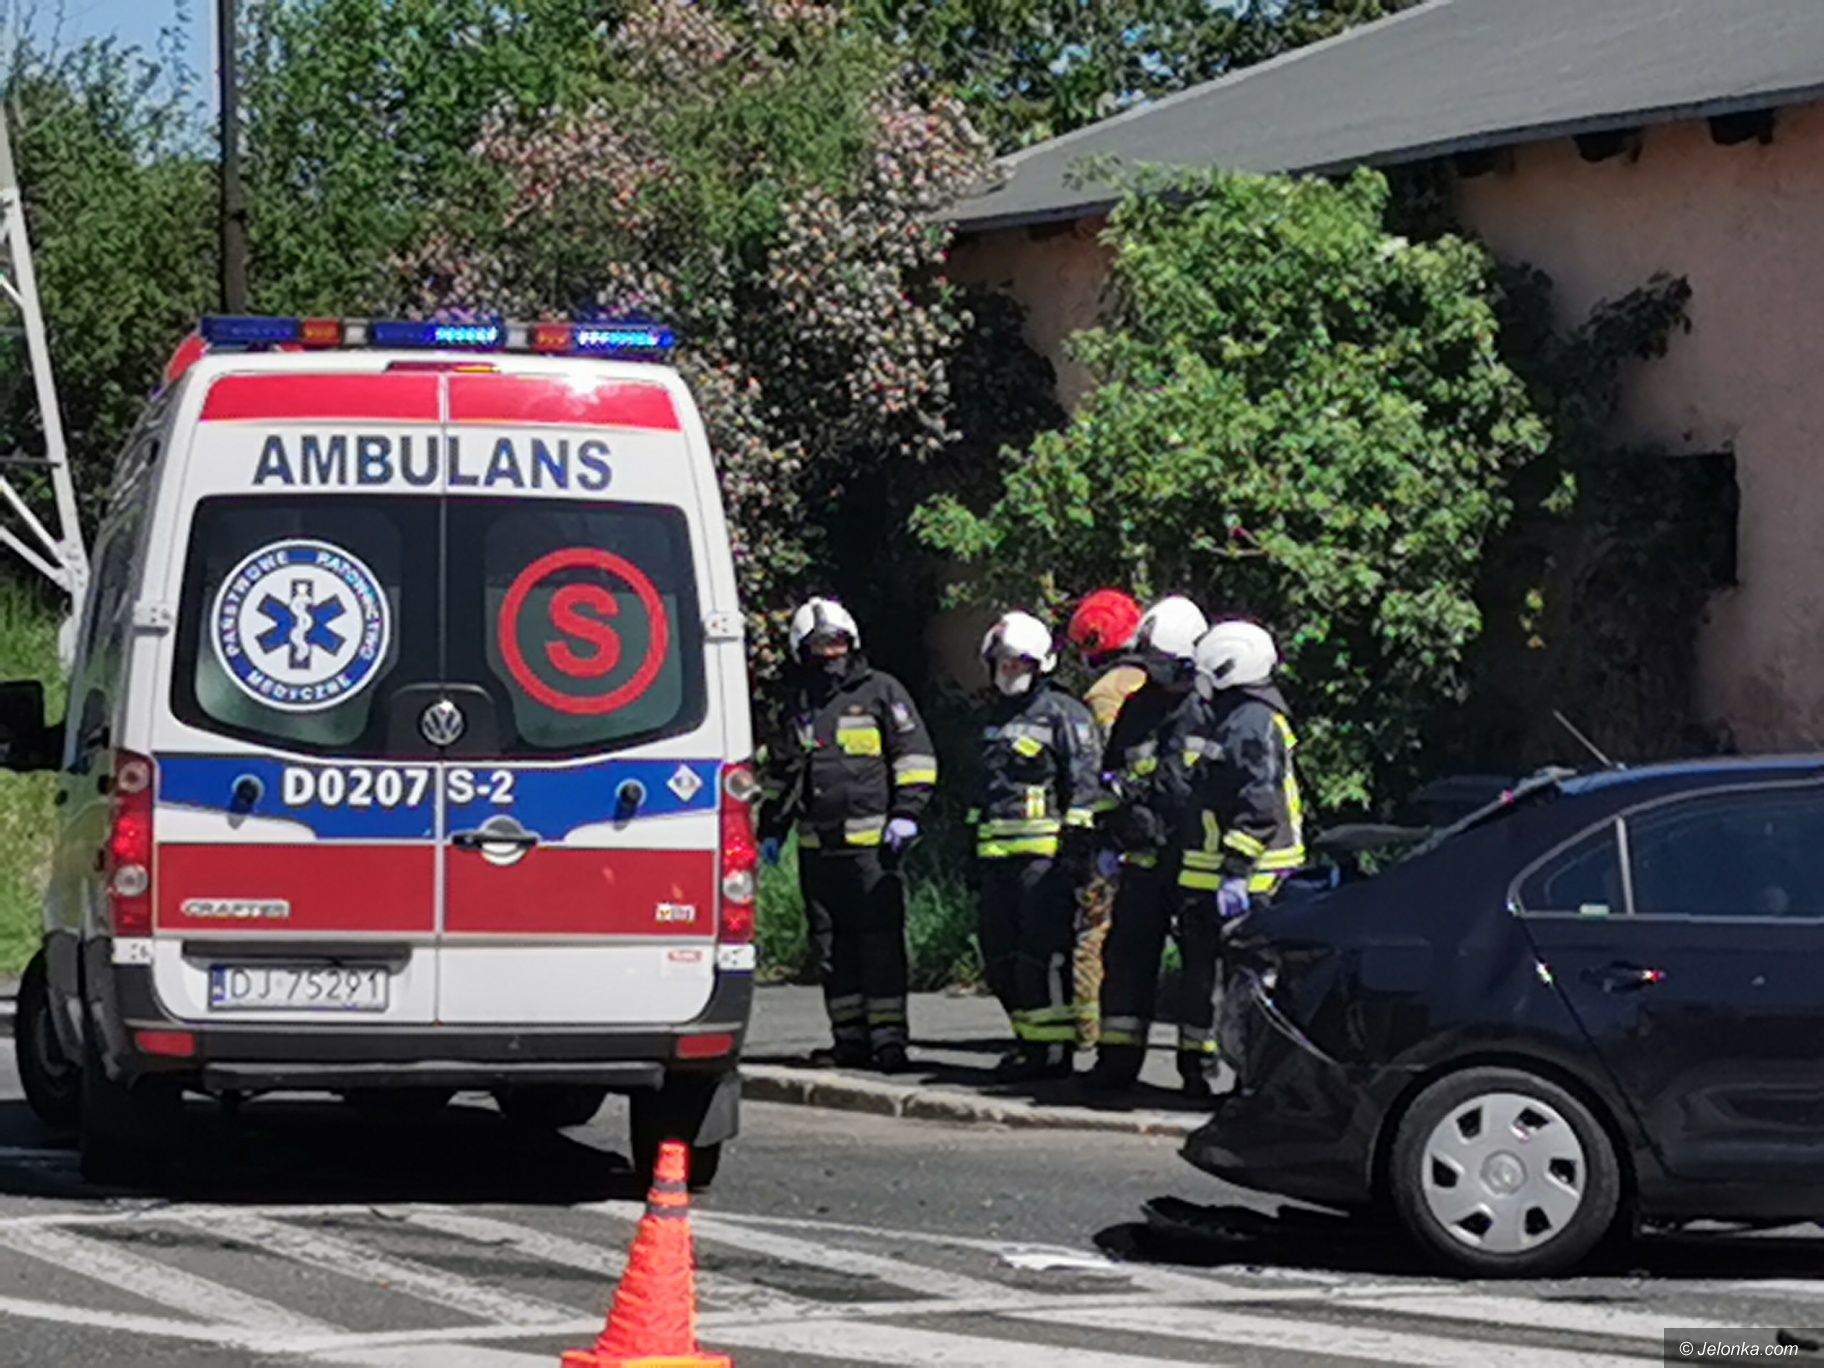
left=1195, top=619, right=1278, bottom=692
left=788, top=597, right=861, bottom=656
left=1134, top=596, right=1209, bottom=662
left=980, top=610, right=1058, bottom=691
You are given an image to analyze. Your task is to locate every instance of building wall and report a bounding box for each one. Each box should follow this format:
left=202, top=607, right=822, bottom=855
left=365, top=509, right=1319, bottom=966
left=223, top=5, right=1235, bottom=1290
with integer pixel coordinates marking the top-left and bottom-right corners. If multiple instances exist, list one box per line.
left=1454, top=102, right=1824, bottom=751
left=949, top=102, right=1824, bottom=751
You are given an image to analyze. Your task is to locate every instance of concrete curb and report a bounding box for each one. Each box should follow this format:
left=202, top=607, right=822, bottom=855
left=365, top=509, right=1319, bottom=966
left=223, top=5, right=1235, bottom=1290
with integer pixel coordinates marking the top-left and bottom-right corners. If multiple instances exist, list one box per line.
left=740, top=1064, right=1198, bottom=1138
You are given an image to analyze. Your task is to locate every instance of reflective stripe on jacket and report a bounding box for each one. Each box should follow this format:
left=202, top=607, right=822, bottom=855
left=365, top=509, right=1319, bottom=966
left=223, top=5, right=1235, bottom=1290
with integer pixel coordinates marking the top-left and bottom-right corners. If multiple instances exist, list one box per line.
left=1098, top=681, right=1211, bottom=864
left=970, top=683, right=1103, bottom=859
left=1178, top=686, right=1305, bottom=893
left=759, top=658, right=936, bottom=850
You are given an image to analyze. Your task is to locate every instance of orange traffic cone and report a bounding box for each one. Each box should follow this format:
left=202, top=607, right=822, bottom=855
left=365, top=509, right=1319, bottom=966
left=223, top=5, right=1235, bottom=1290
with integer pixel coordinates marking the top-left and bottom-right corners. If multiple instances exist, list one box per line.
left=561, top=1140, right=732, bottom=1368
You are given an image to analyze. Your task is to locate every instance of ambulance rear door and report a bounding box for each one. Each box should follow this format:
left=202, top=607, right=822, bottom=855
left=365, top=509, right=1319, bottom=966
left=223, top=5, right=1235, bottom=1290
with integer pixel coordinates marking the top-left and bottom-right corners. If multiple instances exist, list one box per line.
left=145, top=365, right=446, bottom=1025
left=431, top=368, right=724, bottom=1026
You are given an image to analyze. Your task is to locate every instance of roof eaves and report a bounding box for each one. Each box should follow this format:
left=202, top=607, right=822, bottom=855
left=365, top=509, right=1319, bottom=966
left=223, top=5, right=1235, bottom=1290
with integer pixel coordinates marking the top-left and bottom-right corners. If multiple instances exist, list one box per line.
left=949, top=79, right=1824, bottom=234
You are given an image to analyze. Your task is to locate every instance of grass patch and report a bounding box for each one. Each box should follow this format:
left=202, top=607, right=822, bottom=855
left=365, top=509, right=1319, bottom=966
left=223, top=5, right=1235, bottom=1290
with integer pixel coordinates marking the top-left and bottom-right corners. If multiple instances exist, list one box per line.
left=0, top=579, right=66, bottom=974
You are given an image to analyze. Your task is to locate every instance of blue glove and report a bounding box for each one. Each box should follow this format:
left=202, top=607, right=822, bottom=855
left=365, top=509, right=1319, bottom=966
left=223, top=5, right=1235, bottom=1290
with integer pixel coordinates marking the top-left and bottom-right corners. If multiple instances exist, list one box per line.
left=760, top=837, right=782, bottom=867
left=1216, top=878, right=1251, bottom=921
left=1094, top=849, right=1122, bottom=880
left=884, top=818, right=919, bottom=853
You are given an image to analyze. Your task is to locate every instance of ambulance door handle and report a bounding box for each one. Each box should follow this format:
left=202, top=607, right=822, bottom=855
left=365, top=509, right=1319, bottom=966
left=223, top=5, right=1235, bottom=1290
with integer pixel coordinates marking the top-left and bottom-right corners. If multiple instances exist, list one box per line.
left=450, top=823, right=540, bottom=852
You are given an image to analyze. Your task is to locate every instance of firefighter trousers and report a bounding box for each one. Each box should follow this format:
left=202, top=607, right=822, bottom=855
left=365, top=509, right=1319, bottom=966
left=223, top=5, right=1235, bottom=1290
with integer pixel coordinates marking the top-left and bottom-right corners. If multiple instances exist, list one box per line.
left=976, top=854, right=1078, bottom=1063
left=1072, top=872, right=1116, bottom=1046
left=1097, top=862, right=1224, bottom=1083
left=801, top=848, right=909, bottom=1054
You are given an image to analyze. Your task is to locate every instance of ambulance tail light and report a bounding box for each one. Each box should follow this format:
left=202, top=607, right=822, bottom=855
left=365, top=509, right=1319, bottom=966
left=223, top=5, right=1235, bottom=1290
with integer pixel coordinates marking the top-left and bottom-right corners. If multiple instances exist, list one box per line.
left=718, top=763, right=760, bottom=941
left=106, top=750, right=155, bottom=937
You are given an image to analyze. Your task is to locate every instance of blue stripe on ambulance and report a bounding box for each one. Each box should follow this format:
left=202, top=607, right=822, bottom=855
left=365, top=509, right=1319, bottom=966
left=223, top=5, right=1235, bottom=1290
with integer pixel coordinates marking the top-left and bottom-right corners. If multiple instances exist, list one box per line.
left=156, top=754, right=720, bottom=844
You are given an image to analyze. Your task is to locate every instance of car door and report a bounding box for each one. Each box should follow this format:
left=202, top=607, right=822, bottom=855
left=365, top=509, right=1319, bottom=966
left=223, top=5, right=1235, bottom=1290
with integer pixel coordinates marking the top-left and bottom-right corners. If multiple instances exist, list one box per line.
left=431, top=371, right=723, bottom=1026
left=1517, top=781, right=1824, bottom=1183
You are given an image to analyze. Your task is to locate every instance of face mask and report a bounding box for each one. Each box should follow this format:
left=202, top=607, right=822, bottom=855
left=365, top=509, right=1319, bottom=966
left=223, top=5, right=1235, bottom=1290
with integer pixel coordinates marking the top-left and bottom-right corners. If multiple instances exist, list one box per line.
left=992, top=657, right=1037, bottom=697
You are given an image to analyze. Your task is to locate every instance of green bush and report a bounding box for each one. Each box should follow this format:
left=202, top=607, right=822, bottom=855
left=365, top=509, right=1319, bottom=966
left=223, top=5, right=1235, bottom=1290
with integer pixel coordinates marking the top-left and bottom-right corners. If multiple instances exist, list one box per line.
left=755, top=832, right=981, bottom=993
left=0, top=581, right=66, bottom=973
left=917, top=166, right=1549, bottom=816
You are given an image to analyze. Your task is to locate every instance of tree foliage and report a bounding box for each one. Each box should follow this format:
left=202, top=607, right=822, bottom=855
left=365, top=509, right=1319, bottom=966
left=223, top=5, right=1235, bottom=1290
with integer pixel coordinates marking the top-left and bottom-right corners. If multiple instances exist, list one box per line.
left=241, top=0, right=617, bottom=312
left=406, top=1, right=1001, bottom=677
left=916, top=167, right=1549, bottom=812
left=1, top=38, right=215, bottom=521
left=853, top=0, right=1413, bottom=151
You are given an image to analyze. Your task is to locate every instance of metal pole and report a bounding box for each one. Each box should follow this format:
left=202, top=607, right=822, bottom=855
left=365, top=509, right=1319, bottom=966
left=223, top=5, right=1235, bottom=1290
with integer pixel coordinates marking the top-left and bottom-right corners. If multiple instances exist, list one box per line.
left=0, top=101, right=86, bottom=599
left=218, top=0, right=248, bottom=311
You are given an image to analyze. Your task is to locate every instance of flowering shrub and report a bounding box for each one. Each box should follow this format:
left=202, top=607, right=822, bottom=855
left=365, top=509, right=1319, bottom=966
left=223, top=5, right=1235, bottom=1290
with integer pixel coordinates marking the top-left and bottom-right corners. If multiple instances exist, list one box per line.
left=408, top=1, right=994, bottom=678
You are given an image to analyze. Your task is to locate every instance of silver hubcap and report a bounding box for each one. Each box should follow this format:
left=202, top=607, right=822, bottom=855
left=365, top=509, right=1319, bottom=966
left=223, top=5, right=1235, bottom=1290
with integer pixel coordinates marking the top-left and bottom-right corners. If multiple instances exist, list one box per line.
left=1420, top=1090, right=1586, bottom=1253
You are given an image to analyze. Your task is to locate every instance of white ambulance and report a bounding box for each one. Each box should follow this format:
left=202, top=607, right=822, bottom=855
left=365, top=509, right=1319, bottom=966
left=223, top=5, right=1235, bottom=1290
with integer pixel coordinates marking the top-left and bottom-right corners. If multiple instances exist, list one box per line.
left=2, top=316, right=759, bottom=1188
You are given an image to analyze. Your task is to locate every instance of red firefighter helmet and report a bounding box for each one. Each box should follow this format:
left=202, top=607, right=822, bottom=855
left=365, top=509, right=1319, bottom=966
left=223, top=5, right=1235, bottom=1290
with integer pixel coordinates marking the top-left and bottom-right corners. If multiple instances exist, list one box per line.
left=1066, top=589, right=1143, bottom=658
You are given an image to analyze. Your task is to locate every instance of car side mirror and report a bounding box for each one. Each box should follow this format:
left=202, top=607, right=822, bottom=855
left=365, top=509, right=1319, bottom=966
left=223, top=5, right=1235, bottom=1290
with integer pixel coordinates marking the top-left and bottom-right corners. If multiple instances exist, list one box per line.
left=0, top=680, right=59, bottom=772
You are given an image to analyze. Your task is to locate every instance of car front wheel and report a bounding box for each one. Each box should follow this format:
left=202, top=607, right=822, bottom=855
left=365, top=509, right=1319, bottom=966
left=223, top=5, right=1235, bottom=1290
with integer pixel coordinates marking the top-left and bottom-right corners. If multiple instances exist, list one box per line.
left=1389, top=1066, right=1622, bottom=1278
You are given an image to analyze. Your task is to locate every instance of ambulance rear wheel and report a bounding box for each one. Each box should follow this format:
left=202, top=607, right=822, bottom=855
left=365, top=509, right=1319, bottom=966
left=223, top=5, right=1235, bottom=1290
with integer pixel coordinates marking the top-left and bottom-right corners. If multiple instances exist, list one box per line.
left=630, top=1078, right=723, bottom=1193
left=78, top=1009, right=179, bottom=1188
left=495, top=1085, right=607, bottom=1130
left=16, top=952, right=79, bottom=1131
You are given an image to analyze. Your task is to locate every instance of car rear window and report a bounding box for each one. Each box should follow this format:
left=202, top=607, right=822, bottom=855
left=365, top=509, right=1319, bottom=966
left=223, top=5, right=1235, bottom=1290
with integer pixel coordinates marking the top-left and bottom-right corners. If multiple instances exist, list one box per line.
left=1515, top=822, right=1625, bottom=916
left=173, top=494, right=704, bottom=758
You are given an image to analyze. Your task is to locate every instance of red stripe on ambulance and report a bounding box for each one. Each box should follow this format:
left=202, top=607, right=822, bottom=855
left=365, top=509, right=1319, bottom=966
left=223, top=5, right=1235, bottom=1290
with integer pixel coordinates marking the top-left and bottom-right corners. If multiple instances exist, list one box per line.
left=444, top=849, right=714, bottom=936
left=201, top=373, right=442, bottom=422
left=156, top=844, right=436, bottom=933
left=447, top=375, right=680, bottom=431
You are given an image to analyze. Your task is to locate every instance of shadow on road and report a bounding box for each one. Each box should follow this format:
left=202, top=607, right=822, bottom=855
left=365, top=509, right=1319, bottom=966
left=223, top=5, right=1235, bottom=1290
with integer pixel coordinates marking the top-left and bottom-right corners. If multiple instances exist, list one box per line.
left=1097, top=1196, right=1824, bottom=1282
left=0, top=1094, right=650, bottom=1206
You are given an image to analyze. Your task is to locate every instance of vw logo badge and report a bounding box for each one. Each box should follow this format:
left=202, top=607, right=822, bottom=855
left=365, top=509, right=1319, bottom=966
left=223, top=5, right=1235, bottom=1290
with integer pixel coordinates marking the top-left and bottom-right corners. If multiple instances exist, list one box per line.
left=420, top=698, right=466, bottom=747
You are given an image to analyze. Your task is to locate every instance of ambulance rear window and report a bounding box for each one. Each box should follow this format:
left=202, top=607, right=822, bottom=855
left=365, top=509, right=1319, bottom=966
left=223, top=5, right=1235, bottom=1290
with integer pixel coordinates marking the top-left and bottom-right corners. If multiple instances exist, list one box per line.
left=446, top=498, right=704, bottom=755
left=172, top=494, right=704, bottom=758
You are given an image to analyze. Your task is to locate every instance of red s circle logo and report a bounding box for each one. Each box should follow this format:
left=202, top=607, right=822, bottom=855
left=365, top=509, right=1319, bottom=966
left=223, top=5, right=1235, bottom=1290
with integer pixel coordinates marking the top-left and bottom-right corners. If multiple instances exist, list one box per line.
left=498, top=548, right=669, bottom=715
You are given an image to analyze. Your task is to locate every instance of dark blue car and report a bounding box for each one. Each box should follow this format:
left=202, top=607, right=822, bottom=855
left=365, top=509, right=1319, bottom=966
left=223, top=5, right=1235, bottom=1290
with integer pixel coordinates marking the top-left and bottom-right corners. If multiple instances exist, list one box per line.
left=1187, top=757, right=1824, bottom=1277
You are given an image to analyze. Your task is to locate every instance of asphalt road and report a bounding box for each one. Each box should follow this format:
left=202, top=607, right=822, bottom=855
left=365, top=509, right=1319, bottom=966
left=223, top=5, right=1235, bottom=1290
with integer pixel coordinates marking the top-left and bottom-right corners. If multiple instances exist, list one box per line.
left=1, top=1052, right=1824, bottom=1367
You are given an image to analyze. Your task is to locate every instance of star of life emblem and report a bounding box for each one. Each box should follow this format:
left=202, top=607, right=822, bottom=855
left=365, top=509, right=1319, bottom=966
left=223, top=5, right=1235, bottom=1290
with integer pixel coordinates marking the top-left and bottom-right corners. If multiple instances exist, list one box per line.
left=668, top=764, right=704, bottom=802
left=212, top=539, right=390, bottom=713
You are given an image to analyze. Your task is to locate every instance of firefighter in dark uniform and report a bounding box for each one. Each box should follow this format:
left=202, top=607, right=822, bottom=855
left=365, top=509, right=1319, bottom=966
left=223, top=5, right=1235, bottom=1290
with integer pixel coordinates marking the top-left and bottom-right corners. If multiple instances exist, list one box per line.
left=971, top=611, right=1104, bottom=1081
left=1085, top=595, right=1213, bottom=1095
left=758, top=598, right=937, bottom=1073
left=1174, top=618, right=1306, bottom=1092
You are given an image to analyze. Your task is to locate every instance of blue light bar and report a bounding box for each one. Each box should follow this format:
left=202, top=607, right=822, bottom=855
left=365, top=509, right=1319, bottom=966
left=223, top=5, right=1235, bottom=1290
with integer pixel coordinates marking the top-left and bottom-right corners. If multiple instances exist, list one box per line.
left=370, top=320, right=504, bottom=349
left=200, top=315, right=303, bottom=345
left=574, top=324, right=675, bottom=354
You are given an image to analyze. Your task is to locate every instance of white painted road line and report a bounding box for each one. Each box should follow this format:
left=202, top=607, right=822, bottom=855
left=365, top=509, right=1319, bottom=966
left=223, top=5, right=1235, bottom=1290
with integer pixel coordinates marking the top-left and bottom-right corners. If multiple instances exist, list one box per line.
left=401, top=1206, right=811, bottom=1320
left=684, top=1209, right=1009, bottom=1303
left=0, top=1291, right=260, bottom=1346
left=1333, top=1288, right=1718, bottom=1343
left=697, top=1207, right=1358, bottom=1302
left=303, top=1344, right=556, bottom=1368
left=713, top=1318, right=1220, bottom=1367
left=181, top=1211, right=579, bottom=1326
left=3, top=1221, right=334, bottom=1334
left=1023, top=1304, right=1639, bottom=1368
